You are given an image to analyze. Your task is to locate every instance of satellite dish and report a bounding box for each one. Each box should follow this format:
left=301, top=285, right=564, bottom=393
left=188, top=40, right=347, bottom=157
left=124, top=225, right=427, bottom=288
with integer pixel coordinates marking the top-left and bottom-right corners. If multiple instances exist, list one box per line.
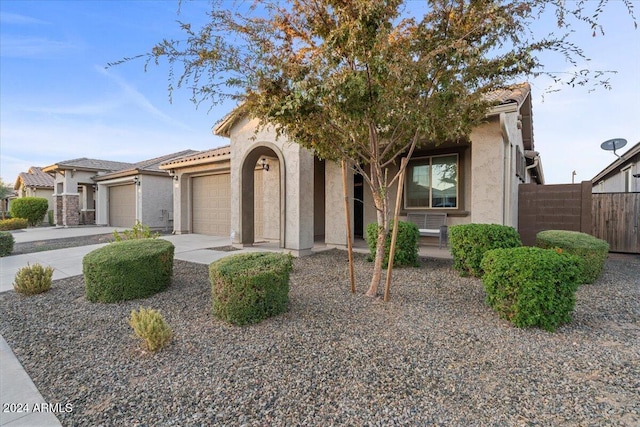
left=600, top=138, right=627, bottom=157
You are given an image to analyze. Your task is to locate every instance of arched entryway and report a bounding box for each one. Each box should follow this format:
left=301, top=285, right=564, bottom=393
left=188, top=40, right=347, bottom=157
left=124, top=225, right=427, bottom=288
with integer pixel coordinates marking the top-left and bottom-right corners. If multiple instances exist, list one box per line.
left=239, top=143, right=285, bottom=247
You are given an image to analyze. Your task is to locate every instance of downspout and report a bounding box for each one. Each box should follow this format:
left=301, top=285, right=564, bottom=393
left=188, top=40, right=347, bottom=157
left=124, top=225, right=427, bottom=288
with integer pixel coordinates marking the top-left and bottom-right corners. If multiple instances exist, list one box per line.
left=500, top=113, right=510, bottom=226
left=525, top=153, right=540, bottom=181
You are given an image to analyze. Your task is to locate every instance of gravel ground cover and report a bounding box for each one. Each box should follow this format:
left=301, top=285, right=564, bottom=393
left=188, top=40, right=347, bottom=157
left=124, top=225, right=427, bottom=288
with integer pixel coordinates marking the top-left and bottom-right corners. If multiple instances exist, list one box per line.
left=0, top=250, right=638, bottom=426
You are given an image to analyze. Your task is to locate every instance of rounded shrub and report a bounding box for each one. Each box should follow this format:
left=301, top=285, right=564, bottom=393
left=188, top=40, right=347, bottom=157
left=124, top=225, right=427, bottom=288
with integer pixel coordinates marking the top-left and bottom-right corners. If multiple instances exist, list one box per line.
left=129, top=307, right=173, bottom=352
left=13, top=263, right=53, bottom=295
left=10, top=197, right=49, bottom=226
left=0, top=218, right=28, bottom=231
left=0, top=231, right=15, bottom=257
left=83, top=239, right=174, bottom=303
left=365, top=220, right=420, bottom=268
left=536, top=230, right=609, bottom=284
left=449, top=223, right=522, bottom=277
left=210, top=252, right=293, bottom=325
left=481, top=247, right=582, bottom=332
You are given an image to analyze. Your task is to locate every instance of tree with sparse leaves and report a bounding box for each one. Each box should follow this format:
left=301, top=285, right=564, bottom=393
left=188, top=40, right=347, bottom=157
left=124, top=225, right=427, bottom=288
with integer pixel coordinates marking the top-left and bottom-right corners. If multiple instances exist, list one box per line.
left=122, top=0, right=634, bottom=297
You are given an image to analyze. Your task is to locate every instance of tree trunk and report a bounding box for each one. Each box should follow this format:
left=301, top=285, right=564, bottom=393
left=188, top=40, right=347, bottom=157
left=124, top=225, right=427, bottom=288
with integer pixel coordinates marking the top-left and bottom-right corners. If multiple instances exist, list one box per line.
left=365, top=166, right=389, bottom=297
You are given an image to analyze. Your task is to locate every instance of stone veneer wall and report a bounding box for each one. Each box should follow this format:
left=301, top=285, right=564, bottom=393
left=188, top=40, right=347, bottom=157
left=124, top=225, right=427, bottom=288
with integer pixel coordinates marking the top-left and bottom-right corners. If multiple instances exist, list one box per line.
left=62, top=194, right=80, bottom=226
left=54, top=195, right=64, bottom=226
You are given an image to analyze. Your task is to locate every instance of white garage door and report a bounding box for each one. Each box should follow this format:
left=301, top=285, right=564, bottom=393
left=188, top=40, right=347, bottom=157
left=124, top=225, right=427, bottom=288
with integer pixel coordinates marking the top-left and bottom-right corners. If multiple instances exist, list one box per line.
left=109, top=184, right=136, bottom=227
left=192, top=174, right=230, bottom=235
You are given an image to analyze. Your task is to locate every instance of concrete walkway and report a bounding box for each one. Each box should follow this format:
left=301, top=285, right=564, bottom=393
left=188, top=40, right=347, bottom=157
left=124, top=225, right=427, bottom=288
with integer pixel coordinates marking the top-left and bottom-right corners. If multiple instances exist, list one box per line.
left=0, top=226, right=451, bottom=426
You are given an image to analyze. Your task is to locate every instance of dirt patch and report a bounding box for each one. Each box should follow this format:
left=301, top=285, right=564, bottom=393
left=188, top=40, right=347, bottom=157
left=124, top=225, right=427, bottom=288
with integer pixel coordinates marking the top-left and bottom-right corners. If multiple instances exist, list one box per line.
left=11, top=234, right=117, bottom=255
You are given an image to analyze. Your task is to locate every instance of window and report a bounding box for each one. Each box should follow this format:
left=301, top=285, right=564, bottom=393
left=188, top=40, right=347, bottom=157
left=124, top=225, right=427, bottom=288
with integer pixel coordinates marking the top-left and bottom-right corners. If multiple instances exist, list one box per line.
left=405, top=154, right=458, bottom=209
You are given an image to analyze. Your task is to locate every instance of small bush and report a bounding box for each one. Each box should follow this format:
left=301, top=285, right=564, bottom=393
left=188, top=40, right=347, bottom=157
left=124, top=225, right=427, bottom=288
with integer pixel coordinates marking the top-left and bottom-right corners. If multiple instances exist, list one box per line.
left=10, top=197, right=49, bottom=226
left=365, top=220, right=420, bottom=268
left=449, top=223, right=522, bottom=277
left=481, top=247, right=581, bottom=331
left=13, top=263, right=54, bottom=295
left=210, top=252, right=292, bottom=325
left=129, top=307, right=173, bottom=352
left=0, top=217, right=28, bottom=231
left=0, top=231, right=14, bottom=257
left=536, top=230, right=609, bottom=284
left=113, top=221, right=160, bottom=242
left=83, top=239, right=174, bottom=303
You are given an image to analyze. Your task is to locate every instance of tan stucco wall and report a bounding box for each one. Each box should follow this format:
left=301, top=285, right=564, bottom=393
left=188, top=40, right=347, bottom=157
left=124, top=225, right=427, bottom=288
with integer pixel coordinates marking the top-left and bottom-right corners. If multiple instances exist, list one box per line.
left=139, top=174, right=174, bottom=229
left=19, top=187, right=54, bottom=212
left=466, top=111, right=524, bottom=228
left=229, top=116, right=315, bottom=254
left=469, top=117, right=505, bottom=225
left=323, top=160, right=353, bottom=247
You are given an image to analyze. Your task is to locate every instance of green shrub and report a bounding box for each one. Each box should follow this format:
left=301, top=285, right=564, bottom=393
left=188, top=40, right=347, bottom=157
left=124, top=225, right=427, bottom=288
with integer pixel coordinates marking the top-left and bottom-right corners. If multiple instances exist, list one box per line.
left=210, top=252, right=293, bottom=325
left=449, top=223, right=522, bottom=277
left=481, top=247, right=581, bottom=332
left=365, top=220, right=420, bottom=268
left=0, top=231, right=14, bottom=257
left=536, top=230, right=609, bottom=284
left=83, top=239, right=174, bottom=303
left=10, top=197, right=49, bottom=226
left=0, top=217, right=28, bottom=231
left=113, top=220, right=160, bottom=242
left=129, top=307, right=173, bottom=352
left=13, top=263, right=54, bottom=295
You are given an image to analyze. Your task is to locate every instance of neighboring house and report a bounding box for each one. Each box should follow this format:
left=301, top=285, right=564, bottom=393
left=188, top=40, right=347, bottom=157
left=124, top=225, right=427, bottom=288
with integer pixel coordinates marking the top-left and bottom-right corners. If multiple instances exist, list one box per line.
left=592, top=141, right=640, bottom=193
left=161, top=83, right=543, bottom=255
left=42, top=158, right=135, bottom=227
left=13, top=167, right=55, bottom=219
left=1, top=188, right=16, bottom=218
left=93, top=150, right=197, bottom=229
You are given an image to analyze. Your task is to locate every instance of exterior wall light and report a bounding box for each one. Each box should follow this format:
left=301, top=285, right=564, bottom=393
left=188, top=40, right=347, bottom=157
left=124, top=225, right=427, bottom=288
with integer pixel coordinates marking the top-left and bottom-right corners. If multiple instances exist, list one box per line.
left=260, top=158, right=270, bottom=171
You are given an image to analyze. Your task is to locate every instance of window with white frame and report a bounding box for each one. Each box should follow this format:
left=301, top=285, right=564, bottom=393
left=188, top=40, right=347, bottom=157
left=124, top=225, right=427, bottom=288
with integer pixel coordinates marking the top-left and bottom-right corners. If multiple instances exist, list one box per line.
left=405, top=154, right=458, bottom=209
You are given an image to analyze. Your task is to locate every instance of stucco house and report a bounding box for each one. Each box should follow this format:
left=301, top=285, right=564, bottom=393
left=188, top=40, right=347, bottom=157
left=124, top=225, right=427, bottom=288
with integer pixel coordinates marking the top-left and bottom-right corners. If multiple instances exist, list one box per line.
left=161, top=83, right=543, bottom=255
left=93, top=150, right=197, bottom=229
left=592, top=141, right=640, bottom=193
left=43, top=158, right=135, bottom=227
left=42, top=151, right=197, bottom=228
left=13, top=166, right=55, bottom=219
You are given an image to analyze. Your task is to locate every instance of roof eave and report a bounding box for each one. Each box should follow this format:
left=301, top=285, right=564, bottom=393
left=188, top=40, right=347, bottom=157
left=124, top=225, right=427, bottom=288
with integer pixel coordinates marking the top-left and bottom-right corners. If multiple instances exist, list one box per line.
left=160, top=153, right=232, bottom=170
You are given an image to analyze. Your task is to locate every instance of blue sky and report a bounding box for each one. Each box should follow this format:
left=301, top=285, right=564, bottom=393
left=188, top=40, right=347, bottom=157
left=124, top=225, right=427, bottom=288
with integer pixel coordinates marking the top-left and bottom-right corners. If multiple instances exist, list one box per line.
left=1, top=0, right=638, bottom=186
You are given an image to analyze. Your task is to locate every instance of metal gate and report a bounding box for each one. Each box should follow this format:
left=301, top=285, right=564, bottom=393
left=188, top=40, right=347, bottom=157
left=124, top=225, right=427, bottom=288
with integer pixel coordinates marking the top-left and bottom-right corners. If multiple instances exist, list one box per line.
left=592, top=193, right=640, bottom=253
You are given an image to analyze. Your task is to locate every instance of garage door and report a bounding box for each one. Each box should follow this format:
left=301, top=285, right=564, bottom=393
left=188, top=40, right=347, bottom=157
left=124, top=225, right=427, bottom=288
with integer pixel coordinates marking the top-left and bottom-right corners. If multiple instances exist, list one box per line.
left=109, top=184, right=136, bottom=227
left=192, top=174, right=230, bottom=235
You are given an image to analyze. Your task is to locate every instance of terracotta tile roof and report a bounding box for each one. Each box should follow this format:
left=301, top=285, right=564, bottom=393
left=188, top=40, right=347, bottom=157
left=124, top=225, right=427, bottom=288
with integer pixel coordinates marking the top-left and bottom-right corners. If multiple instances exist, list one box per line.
left=485, top=82, right=531, bottom=106
left=160, top=145, right=231, bottom=168
left=15, top=167, right=54, bottom=189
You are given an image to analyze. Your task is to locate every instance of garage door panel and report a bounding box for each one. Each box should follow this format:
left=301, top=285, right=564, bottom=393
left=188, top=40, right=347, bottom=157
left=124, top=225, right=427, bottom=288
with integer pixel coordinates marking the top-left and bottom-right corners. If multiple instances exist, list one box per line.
left=192, top=174, right=230, bottom=236
left=109, top=184, right=136, bottom=227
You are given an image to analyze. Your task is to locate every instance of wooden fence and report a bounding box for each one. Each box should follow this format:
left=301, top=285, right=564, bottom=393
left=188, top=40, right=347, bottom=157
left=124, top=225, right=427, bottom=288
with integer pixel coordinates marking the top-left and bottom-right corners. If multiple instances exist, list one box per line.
left=518, top=183, right=640, bottom=253
left=592, top=193, right=640, bottom=253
